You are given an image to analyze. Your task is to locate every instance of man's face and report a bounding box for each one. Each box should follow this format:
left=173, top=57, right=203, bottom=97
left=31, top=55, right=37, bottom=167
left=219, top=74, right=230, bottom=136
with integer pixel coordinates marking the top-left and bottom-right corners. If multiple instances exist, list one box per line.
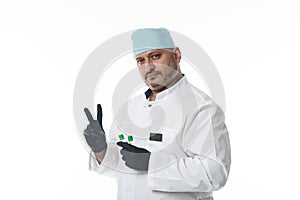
left=135, top=48, right=182, bottom=91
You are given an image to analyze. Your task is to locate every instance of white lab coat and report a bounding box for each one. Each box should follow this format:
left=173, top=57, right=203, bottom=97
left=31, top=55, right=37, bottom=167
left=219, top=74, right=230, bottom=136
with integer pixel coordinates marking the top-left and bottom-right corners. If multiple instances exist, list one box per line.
left=89, top=76, right=231, bottom=200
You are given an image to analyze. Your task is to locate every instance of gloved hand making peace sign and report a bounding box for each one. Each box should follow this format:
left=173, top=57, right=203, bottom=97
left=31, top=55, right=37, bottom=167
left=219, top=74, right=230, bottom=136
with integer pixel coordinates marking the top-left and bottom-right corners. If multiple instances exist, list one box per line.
left=83, top=104, right=107, bottom=153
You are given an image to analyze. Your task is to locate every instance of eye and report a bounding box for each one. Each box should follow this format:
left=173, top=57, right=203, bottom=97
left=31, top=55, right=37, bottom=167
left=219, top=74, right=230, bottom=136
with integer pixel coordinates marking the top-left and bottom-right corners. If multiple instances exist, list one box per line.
left=136, top=58, right=144, bottom=65
left=151, top=54, right=160, bottom=60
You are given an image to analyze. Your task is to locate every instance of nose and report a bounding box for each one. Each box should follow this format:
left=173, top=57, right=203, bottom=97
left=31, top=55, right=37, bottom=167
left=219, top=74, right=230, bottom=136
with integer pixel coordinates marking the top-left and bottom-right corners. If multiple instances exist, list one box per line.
left=143, top=62, right=155, bottom=73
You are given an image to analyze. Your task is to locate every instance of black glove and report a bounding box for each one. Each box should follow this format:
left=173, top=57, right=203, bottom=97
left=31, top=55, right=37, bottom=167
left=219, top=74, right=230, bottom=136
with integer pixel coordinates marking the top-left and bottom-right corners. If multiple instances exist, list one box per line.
left=117, top=142, right=151, bottom=172
left=83, top=104, right=107, bottom=153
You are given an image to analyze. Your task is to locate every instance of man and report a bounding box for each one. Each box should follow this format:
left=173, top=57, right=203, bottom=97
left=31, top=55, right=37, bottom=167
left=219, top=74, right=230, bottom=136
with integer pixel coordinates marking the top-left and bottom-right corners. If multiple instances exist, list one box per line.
left=83, top=28, right=231, bottom=200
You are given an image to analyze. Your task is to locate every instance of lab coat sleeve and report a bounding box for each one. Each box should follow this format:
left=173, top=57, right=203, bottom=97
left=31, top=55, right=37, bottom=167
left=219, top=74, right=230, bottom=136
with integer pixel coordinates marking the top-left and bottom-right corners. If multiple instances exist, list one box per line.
left=148, top=102, right=231, bottom=192
left=88, top=121, right=120, bottom=177
left=88, top=142, right=120, bottom=177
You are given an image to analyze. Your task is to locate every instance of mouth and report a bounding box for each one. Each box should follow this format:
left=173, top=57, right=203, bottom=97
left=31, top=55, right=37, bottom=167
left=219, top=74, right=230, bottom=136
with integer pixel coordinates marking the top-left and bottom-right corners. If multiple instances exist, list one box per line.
left=146, top=73, right=160, bottom=80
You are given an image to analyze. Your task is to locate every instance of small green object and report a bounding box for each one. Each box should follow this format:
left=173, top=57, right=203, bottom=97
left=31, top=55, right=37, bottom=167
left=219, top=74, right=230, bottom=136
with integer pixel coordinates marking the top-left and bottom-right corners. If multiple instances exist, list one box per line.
left=128, top=135, right=133, bottom=142
left=119, top=134, right=125, bottom=140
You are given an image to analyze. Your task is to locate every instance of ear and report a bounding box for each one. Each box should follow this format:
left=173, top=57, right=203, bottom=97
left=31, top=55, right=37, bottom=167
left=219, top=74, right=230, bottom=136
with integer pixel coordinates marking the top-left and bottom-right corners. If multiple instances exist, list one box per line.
left=173, top=47, right=181, bottom=63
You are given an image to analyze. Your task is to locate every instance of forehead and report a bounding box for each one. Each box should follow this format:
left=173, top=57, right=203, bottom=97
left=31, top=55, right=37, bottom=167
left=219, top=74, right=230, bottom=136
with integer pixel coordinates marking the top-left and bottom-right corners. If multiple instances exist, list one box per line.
left=135, top=49, right=171, bottom=60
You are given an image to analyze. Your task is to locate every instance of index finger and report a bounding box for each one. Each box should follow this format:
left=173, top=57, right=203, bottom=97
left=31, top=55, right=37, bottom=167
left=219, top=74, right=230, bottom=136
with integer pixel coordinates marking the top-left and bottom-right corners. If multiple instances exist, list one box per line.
left=117, top=142, right=131, bottom=150
left=117, top=142, right=139, bottom=152
left=84, top=108, right=94, bottom=123
left=97, top=104, right=103, bottom=128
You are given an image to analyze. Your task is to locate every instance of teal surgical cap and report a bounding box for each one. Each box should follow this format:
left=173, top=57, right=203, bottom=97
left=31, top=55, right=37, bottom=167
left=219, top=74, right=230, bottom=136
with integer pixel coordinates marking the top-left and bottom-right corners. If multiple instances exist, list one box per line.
left=131, top=28, right=175, bottom=57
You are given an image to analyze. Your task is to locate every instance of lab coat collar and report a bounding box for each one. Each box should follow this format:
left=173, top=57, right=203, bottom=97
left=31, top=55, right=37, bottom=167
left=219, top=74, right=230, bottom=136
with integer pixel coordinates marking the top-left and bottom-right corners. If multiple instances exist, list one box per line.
left=143, top=74, right=188, bottom=100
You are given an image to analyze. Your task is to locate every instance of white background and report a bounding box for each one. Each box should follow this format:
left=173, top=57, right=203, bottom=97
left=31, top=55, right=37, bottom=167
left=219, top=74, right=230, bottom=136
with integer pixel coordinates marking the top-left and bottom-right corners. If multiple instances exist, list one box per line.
left=1, top=0, right=300, bottom=199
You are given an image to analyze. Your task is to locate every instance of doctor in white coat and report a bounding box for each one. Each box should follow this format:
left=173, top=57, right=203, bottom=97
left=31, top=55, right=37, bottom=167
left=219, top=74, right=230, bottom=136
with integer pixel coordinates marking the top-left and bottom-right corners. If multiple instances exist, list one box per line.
left=83, top=28, right=231, bottom=200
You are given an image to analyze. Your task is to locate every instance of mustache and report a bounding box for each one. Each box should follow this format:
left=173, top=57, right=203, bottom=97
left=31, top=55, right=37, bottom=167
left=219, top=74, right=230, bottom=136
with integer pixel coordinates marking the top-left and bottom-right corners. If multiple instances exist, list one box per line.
left=145, top=70, right=162, bottom=79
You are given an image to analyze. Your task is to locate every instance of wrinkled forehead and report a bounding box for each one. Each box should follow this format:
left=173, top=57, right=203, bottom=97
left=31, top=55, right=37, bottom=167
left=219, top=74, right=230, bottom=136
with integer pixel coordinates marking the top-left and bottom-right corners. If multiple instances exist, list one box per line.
left=134, top=48, right=174, bottom=60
